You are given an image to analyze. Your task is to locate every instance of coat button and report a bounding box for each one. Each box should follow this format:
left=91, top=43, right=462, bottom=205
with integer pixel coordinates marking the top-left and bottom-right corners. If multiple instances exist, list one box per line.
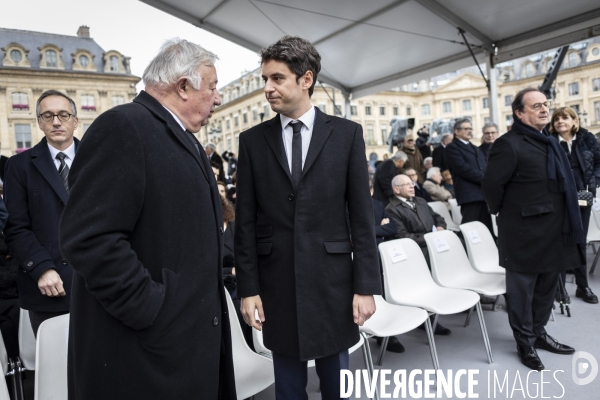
left=62, top=260, right=68, bottom=265
left=27, top=261, right=33, bottom=267
left=288, top=194, right=295, bottom=201
left=213, top=317, right=219, bottom=326
left=220, top=227, right=224, bottom=234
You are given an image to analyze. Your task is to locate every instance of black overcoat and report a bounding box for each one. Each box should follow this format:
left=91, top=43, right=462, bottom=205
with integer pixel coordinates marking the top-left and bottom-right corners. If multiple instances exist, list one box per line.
left=234, top=108, right=382, bottom=361
left=372, top=158, right=400, bottom=206
left=482, top=129, right=581, bottom=273
left=4, top=137, right=78, bottom=312
left=445, top=137, right=487, bottom=205
left=59, top=91, right=236, bottom=400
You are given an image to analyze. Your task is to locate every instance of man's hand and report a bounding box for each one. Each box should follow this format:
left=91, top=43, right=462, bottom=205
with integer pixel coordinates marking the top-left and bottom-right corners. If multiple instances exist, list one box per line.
left=38, top=269, right=66, bottom=297
left=241, top=295, right=265, bottom=331
left=381, top=218, right=390, bottom=226
left=436, top=226, right=445, bottom=231
left=352, top=294, right=376, bottom=326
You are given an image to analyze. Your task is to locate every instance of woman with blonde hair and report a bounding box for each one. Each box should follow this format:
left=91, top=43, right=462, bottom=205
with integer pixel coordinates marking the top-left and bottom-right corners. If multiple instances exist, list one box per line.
left=550, top=106, right=600, bottom=304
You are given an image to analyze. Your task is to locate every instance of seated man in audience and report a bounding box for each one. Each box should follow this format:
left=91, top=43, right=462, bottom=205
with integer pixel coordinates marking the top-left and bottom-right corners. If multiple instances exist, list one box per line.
left=423, top=157, right=433, bottom=173
left=405, top=168, right=432, bottom=202
left=441, top=170, right=455, bottom=197
left=423, top=167, right=453, bottom=208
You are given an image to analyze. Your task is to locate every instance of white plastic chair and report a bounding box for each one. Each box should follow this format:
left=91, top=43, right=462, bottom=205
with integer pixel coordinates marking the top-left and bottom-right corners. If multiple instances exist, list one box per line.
left=491, top=214, right=499, bottom=237
left=448, top=198, right=462, bottom=225
left=35, top=314, right=69, bottom=400
left=225, top=291, right=275, bottom=400
left=360, top=296, right=438, bottom=369
left=427, top=201, right=460, bottom=231
left=459, top=221, right=505, bottom=275
left=0, top=331, right=11, bottom=400
left=378, top=239, right=493, bottom=364
left=18, top=309, right=36, bottom=370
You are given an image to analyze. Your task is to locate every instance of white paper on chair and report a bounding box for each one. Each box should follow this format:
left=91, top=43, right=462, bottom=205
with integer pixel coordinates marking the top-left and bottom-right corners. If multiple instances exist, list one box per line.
left=387, top=245, right=407, bottom=263
left=593, top=202, right=600, bottom=212
left=468, top=230, right=482, bottom=244
left=433, top=238, right=450, bottom=253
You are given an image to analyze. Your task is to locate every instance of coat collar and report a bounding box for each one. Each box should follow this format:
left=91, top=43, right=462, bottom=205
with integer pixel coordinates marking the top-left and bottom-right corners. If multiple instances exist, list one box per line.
left=133, top=91, right=210, bottom=184
left=31, top=137, right=79, bottom=203
left=522, top=133, right=548, bottom=154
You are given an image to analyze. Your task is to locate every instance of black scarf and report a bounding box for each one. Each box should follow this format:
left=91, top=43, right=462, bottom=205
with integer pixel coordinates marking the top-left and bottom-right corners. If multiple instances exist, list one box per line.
left=512, top=118, right=585, bottom=246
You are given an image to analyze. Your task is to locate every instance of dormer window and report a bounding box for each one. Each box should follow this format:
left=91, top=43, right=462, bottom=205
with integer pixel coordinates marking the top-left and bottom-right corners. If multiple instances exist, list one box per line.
left=110, top=55, right=119, bottom=71
left=10, top=50, right=22, bottom=63
left=2, top=43, right=31, bottom=68
left=79, top=55, right=89, bottom=67
left=103, top=51, right=125, bottom=73
left=46, top=50, right=57, bottom=67
left=39, top=44, right=64, bottom=69
left=72, top=49, right=96, bottom=72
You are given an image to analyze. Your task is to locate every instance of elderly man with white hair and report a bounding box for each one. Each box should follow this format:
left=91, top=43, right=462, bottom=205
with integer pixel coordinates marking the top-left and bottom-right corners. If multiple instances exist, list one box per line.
left=423, top=166, right=454, bottom=208
left=59, top=39, right=236, bottom=399
left=205, top=141, right=223, bottom=167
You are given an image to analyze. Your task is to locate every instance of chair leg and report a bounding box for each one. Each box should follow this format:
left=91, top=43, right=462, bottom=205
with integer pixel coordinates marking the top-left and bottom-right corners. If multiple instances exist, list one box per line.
left=360, top=332, right=379, bottom=400
left=376, top=337, right=389, bottom=366
left=432, top=314, right=439, bottom=333
left=550, top=308, right=555, bottom=322
left=590, top=248, right=600, bottom=274
left=592, top=243, right=597, bottom=254
left=464, top=306, right=474, bottom=327
left=493, top=295, right=500, bottom=311
left=424, top=318, right=440, bottom=370
left=475, top=302, right=494, bottom=364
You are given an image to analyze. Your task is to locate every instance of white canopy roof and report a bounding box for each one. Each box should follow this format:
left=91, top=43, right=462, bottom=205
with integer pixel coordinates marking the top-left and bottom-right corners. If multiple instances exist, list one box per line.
left=141, top=0, right=600, bottom=98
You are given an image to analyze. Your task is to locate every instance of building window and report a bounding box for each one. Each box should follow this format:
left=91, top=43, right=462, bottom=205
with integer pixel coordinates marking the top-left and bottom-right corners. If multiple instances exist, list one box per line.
left=263, top=104, right=270, bottom=118
left=406, top=106, right=411, bottom=116
left=350, top=105, right=357, bottom=116
left=593, top=78, right=600, bottom=92
left=10, top=49, right=23, bottom=63
left=568, top=52, right=579, bottom=68
left=234, top=115, right=239, bottom=127
left=243, top=112, right=248, bottom=124
left=111, top=96, right=124, bottom=107
left=45, top=50, right=57, bottom=67
left=505, top=95, right=513, bottom=107
left=525, top=63, right=536, bottom=78
left=11, top=92, right=29, bottom=111
left=379, top=106, right=385, bottom=116
left=462, top=99, right=472, bottom=111
left=381, top=128, right=388, bottom=143
left=568, top=82, right=579, bottom=96
left=365, top=105, right=371, bottom=115
left=15, top=124, right=32, bottom=149
left=83, top=124, right=92, bottom=132
left=442, top=102, right=451, bottom=113
left=482, top=97, right=489, bottom=109
left=226, top=119, right=230, bottom=130
left=505, top=115, right=513, bottom=129
left=593, top=48, right=600, bottom=57
left=366, top=124, right=374, bottom=145
left=318, top=104, right=326, bottom=113
left=110, top=55, right=119, bottom=72
left=595, top=101, right=600, bottom=124
left=421, top=104, right=430, bottom=115
left=571, top=104, right=580, bottom=115
left=393, top=106, right=399, bottom=116
left=253, top=109, right=258, bottom=121
left=484, top=116, right=490, bottom=125
left=81, top=95, right=96, bottom=111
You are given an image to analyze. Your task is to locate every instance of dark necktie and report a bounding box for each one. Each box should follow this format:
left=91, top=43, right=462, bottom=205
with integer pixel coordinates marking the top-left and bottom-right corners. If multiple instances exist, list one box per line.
left=290, top=121, right=303, bottom=190
left=407, top=198, right=416, bottom=209
left=186, top=130, right=201, bottom=154
left=56, top=152, right=69, bottom=194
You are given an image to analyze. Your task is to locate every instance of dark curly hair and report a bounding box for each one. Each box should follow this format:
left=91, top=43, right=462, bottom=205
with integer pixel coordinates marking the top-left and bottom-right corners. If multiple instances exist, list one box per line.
left=260, top=36, right=321, bottom=97
left=220, top=194, right=235, bottom=224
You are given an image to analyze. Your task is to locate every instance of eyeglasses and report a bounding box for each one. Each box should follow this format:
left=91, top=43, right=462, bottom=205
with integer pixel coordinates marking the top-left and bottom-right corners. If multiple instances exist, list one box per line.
left=483, top=131, right=497, bottom=135
left=530, top=102, right=550, bottom=111
left=459, top=127, right=473, bottom=131
left=394, top=182, right=414, bottom=188
left=38, top=111, right=73, bottom=122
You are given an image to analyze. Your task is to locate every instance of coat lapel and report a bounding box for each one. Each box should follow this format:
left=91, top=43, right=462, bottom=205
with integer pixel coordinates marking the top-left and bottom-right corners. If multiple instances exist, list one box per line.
left=31, top=138, right=68, bottom=203
left=133, top=91, right=210, bottom=184
left=301, top=108, right=332, bottom=179
left=262, top=115, right=293, bottom=182
left=523, top=135, right=548, bottom=154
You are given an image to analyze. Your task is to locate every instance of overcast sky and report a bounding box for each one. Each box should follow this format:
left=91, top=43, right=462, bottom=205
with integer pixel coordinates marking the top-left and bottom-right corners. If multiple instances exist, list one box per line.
left=0, top=0, right=261, bottom=90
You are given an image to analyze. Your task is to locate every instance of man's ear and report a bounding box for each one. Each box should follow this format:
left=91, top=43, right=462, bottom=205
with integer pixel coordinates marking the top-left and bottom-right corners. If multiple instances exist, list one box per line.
left=176, top=77, right=189, bottom=99
left=302, top=70, right=313, bottom=91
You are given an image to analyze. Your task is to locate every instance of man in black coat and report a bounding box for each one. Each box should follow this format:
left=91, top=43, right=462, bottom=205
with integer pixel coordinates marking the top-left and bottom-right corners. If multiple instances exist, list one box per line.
left=372, top=151, right=407, bottom=206
left=406, top=168, right=433, bottom=202
left=482, top=88, right=581, bottom=371
left=222, top=150, right=238, bottom=176
left=431, top=133, right=453, bottom=172
left=206, top=142, right=223, bottom=167
left=236, top=36, right=381, bottom=399
left=479, top=122, right=499, bottom=157
left=445, top=119, right=494, bottom=235
left=0, top=154, right=8, bottom=183
left=58, top=39, right=236, bottom=399
left=4, top=90, right=78, bottom=335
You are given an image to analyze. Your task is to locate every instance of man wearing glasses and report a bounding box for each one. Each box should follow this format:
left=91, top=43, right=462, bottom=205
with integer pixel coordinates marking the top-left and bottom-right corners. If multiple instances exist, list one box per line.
left=483, top=88, right=580, bottom=370
left=4, top=90, right=78, bottom=335
left=479, top=122, right=499, bottom=157
left=445, top=118, right=494, bottom=235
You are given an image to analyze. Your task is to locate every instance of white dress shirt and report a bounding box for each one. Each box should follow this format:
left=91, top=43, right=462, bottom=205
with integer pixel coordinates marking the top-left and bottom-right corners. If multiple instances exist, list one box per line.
left=163, top=106, right=186, bottom=132
left=558, top=133, right=577, bottom=153
left=48, top=141, right=76, bottom=170
left=280, top=106, right=316, bottom=171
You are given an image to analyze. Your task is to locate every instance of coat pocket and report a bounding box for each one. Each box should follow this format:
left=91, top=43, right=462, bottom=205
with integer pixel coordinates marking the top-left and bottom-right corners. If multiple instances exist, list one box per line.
left=323, top=241, right=353, bottom=254
left=257, top=242, right=272, bottom=255
left=521, top=202, right=554, bottom=217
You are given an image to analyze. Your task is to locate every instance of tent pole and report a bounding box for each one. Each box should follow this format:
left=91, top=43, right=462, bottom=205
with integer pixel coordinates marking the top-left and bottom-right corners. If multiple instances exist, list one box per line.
left=486, top=51, right=499, bottom=126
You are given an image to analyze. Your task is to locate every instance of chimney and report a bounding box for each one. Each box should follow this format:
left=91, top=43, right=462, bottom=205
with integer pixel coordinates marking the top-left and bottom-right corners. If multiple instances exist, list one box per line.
left=77, top=26, right=90, bottom=38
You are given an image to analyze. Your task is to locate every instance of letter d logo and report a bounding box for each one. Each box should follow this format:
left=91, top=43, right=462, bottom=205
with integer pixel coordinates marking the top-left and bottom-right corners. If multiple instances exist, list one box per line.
left=572, top=351, right=598, bottom=385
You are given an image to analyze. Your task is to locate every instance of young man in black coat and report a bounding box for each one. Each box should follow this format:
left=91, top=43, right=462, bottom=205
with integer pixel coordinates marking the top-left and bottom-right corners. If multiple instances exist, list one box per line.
left=59, top=39, right=236, bottom=400
left=483, top=88, right=580, bottom=371
left=4, top=90, right=78, bottom=335
left=235, top=36, right=381, bottom=399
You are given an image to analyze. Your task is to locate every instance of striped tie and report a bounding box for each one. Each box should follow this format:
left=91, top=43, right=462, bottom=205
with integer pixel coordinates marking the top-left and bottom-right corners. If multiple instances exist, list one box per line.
left=56, top=152, right=69, bottom=194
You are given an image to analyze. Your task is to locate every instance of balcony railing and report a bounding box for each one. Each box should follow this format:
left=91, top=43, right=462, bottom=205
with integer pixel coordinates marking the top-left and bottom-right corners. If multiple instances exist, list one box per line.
left=82, top=105, right=96, bottom=111
left=12, top=104, right=29, bottom=110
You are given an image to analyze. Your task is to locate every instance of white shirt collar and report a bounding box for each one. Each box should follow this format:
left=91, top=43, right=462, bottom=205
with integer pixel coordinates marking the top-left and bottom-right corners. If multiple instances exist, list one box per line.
left=558, top=134, right=577, bottom=143
left=163, top=105, right=186, bottom=131
left=458, top=138, right=469, bottom=145
left=47, top=140, right=75, bottom=161
left=280, top=106, right=316, bottom=131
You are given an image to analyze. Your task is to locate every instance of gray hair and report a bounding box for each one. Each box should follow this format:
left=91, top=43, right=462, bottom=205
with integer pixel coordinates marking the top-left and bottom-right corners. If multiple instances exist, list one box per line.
left=423, top=157, right=432, bottom=166
left=205, top=142, right=217, bottom=151
left=392, top=151, right=408, bottom=162
left=36, top=89, right=77, bottom=117
left=441, top=133, right=453, bottom=145
left=482, top=122, right=499, bottom=134
left=453, top=118, right=471, bottom=133
left=143, top=38, right=219, bottom=90
left=391, top=174, right=410, bottom=187
left=426, top=166, right=441, bottom=179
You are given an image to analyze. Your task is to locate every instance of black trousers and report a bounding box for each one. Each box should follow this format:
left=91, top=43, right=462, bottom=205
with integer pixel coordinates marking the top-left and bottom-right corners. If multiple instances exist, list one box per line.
left=505, top=269, right=559, bottom=347
left=460, top=201, right=494, bottom=237
left=561, top=205, right=590, bottom=289
left=29, top=310, right=69, bottom=338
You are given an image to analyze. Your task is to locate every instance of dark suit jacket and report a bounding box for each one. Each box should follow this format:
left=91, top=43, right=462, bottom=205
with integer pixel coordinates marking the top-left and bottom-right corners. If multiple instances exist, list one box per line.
left=209, top=151, right=223, bottom=168
left=432, top=145, right=447, bottom=171
left=0, top=155, right=9, bottom=182
left=235, top=107, right=381, bottom=360
left=373, top=159, right=401, bottom=206
left=385, top=196, right=446, bottom=247
left=445, top=137, right=487, bottom=205
left=373, top=198, right=397, bottom=245
left=4, top=137, right=78, bottom=312
left=0, top=197, right=7, bottom=232
left=482, top=129, right=580, bottom=273
left=414, top=182, right=433, bottom=202
left=58, top=91, right=235, bottom=400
